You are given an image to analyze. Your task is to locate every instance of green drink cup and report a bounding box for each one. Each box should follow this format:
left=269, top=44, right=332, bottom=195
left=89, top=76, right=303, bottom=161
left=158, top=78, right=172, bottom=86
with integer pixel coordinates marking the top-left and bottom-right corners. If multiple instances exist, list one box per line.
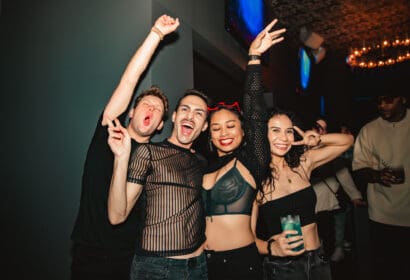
left=280, top=214, right=304, bottom=252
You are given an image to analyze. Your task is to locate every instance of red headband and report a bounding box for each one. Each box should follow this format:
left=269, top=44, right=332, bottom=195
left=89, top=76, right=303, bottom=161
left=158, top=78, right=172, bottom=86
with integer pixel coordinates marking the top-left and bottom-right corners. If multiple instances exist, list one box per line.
left=207, top=101, right=241, bottom=112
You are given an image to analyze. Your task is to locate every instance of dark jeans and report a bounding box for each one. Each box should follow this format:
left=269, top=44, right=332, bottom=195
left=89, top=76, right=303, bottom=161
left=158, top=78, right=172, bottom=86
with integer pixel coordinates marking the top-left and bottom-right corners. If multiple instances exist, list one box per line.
left=130, top=253, right=207, bottom=280
left=369, top=220, right=410, bottom=280
left=262, top=247, right=331, bottom=280
left=205, top=243, right=262, bottom=280
left=70, top=244, right=134, bottom=280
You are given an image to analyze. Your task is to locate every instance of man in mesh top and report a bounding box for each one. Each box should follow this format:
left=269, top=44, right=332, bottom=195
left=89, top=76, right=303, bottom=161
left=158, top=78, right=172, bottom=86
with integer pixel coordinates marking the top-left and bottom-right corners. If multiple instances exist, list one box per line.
left=107, top=88, right=210, bottom=279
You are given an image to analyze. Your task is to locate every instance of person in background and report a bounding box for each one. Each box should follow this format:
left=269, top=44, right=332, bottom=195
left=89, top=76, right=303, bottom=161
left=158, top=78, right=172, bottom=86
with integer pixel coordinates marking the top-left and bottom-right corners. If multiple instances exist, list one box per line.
left=311, top=118, right=366, bottom=262
left=107, top=86, right=210, bottom=279
left=70, top=15, right=178, bottom=280
left=352, top=90, right=410, bottom=280
left=254, top=109, right=354, bottom=280
left=339, top=124, right=354, bottom=169
left=202, top=19, right=286, bottom=280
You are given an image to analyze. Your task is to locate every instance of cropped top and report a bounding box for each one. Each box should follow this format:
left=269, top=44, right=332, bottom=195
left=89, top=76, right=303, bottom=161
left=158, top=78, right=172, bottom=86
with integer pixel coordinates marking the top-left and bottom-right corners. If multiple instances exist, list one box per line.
left=256, top=187, right=317, bottom=240
left=203, top=159, right=256, bottom=216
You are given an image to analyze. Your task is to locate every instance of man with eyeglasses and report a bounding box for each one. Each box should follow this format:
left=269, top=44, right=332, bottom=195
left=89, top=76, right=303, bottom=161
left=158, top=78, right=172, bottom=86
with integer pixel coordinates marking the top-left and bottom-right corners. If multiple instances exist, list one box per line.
left=352, top=90, right=409, bottom=280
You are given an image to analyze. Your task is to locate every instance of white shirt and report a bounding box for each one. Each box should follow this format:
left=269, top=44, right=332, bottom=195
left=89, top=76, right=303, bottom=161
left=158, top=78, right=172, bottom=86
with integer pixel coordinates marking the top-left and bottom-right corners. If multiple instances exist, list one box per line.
left=352, top=109, right=410, bottom=226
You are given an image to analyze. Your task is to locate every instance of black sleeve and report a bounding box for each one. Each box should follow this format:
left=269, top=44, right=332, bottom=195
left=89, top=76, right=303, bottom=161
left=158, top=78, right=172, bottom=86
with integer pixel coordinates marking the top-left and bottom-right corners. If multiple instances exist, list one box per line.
left=241, top=64, right=271, bottom=184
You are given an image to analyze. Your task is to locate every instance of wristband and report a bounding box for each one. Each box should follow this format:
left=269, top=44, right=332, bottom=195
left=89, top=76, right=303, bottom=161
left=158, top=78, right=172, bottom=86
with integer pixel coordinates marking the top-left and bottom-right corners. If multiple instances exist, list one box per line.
left=267, top=238, right=275, bottom=256
left=248, top=54, right=261, bottom=61
left=151, top=26, right=164, bottom=40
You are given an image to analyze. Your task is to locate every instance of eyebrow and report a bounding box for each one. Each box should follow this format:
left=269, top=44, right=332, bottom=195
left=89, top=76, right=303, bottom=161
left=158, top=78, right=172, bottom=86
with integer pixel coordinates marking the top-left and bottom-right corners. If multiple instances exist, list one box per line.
left=180, top=104, right=207, bottom=113
left=270, top=125, right=294, bottom=130
left=212, top=119, right=236, bottom=123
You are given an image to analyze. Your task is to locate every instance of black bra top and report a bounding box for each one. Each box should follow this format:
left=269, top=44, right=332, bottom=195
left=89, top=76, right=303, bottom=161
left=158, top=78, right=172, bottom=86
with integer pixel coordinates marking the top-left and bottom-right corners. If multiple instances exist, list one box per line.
left=256, top=187, right=317, bottom=240
left=203, top=159, right=256, bottom=216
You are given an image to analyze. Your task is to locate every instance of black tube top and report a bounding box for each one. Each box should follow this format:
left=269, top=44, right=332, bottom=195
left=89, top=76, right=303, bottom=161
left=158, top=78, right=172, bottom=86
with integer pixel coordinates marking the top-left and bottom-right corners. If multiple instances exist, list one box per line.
left=256, top=187, right=317, bottom=240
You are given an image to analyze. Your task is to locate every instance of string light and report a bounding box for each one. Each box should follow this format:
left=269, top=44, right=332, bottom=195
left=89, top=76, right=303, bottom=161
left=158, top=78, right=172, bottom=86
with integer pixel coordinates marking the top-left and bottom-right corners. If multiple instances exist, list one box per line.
left=346, top=36, right=410, bottom=69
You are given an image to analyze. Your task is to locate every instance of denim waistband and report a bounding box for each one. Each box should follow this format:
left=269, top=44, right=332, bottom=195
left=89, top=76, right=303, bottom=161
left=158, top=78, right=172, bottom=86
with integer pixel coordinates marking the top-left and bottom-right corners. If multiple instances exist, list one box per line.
left=134, top=252, right=205, bottom=268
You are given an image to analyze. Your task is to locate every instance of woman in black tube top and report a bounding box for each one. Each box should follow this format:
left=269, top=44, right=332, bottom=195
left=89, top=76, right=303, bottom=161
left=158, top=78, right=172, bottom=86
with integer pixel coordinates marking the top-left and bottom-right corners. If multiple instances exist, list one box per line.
left=202, top=20, right=285, bottom=280
left=253, top=109, right=354, bottom=280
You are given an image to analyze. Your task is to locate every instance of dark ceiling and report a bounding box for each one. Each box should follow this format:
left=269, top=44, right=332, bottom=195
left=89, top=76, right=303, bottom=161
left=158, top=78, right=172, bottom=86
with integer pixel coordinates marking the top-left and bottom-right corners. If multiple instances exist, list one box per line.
left=266, top=0, right=410, bottom=55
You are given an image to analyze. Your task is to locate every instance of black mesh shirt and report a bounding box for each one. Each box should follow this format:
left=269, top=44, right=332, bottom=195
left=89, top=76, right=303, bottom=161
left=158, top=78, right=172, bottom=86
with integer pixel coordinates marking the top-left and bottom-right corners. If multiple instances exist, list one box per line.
left=127, top=140, right=207, bottom=257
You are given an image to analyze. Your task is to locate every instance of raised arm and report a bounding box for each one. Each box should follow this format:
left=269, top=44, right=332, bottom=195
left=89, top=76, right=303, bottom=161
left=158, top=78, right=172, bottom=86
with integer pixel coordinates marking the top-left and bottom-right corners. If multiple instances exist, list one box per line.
left=293, top=126, right=354, bottom=171
left=102, top=15, right=179, bottom=126
left=242, top=19, right=286, bottom=180
left=244, top=18, right=286, bottom=117
left=305, top=133, right=353, bottom=170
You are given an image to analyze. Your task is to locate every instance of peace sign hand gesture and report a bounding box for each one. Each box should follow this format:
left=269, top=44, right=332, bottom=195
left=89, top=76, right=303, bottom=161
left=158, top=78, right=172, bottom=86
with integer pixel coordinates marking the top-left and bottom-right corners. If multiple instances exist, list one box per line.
left=292, top=126, right=322, bottom=148
left=249, top=18, right=286, bottom=56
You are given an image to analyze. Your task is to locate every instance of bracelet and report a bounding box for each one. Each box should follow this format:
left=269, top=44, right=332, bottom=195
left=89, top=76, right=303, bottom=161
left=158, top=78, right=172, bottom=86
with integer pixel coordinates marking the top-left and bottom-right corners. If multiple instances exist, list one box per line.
left=267, top=238, right=275, bottom=256
left=151, top=26, right=164, bottom=40
left=248, top=54, right=261, bottom=61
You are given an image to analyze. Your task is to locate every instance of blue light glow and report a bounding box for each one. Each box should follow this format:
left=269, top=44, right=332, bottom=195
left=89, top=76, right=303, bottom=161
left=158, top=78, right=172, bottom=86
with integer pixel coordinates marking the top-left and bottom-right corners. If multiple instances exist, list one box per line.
left=320, top=95, right=325, bottom=116
left=238, top=0, right=264, bottom=38
left=299, top=47, right=311, bottom=90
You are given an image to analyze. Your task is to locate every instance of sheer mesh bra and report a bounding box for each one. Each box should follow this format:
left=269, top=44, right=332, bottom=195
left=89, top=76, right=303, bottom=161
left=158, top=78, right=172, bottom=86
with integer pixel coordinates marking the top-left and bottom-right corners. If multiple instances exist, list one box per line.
left=256, top=187, right=317, bottom=240
left=203, top=159, right=256, bottom=216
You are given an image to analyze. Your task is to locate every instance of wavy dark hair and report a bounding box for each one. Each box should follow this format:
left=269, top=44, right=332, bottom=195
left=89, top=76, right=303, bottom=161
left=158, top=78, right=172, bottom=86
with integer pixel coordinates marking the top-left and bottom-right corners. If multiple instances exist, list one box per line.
left=261, top=108, right=307, bottom=198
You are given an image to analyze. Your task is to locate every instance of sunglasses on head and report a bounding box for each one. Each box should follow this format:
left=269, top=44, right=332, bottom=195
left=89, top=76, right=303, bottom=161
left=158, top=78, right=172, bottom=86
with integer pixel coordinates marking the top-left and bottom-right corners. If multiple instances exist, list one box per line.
left=377, top=95, right=397, bottom=104
left=207, top=101, right=241, bottom=112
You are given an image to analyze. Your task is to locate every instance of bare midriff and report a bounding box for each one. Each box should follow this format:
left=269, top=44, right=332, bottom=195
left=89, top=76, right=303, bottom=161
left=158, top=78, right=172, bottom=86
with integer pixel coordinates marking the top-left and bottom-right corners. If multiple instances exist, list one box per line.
left=204, top=214, right=254, bottom=251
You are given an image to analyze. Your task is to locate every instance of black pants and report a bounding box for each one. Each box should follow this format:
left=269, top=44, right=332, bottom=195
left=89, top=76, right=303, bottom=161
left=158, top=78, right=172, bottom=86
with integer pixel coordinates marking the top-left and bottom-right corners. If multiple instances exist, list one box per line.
left=205, top=243, right=262, bottom=280
left=71, top=244, right=134, bottom=280
left=369, top=220, right=410, bottom=280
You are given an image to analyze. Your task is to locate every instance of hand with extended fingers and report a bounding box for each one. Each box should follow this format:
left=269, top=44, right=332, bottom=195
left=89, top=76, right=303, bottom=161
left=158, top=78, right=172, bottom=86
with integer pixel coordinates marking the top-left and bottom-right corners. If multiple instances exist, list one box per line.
left=292, top=126, right=322, bottom=147
left=249, top=18, right=286, bottom=56
left=107, top=119, right=131, bottom=158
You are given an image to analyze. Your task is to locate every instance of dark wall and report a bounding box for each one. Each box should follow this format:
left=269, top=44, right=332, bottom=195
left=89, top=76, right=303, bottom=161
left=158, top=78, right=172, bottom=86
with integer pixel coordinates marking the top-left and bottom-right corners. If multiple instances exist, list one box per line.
left=0, top=0, right=152, bottom=279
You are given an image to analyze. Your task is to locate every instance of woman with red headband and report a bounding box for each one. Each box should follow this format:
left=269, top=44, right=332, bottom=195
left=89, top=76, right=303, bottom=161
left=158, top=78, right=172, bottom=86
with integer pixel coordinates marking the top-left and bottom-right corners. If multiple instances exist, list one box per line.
left=202, top=19, right=286, bottom=280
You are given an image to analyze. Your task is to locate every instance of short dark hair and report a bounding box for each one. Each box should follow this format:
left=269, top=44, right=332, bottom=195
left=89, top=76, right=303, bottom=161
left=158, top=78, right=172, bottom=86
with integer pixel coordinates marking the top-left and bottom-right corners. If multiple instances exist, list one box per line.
left=134, top=86, right=169, bottom=120
left=174, top=89, right=210, bottom=113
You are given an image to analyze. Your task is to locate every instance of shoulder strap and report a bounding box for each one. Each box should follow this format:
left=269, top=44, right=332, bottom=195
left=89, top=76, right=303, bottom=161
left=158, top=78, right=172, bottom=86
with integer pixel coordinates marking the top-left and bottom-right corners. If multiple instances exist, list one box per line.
left=322, top=177, right=337, bottom=195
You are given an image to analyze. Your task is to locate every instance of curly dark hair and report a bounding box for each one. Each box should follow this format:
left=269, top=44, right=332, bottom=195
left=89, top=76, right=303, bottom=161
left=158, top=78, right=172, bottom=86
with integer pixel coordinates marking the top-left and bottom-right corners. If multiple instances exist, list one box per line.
left=261, top=108, right=307, bottom=197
